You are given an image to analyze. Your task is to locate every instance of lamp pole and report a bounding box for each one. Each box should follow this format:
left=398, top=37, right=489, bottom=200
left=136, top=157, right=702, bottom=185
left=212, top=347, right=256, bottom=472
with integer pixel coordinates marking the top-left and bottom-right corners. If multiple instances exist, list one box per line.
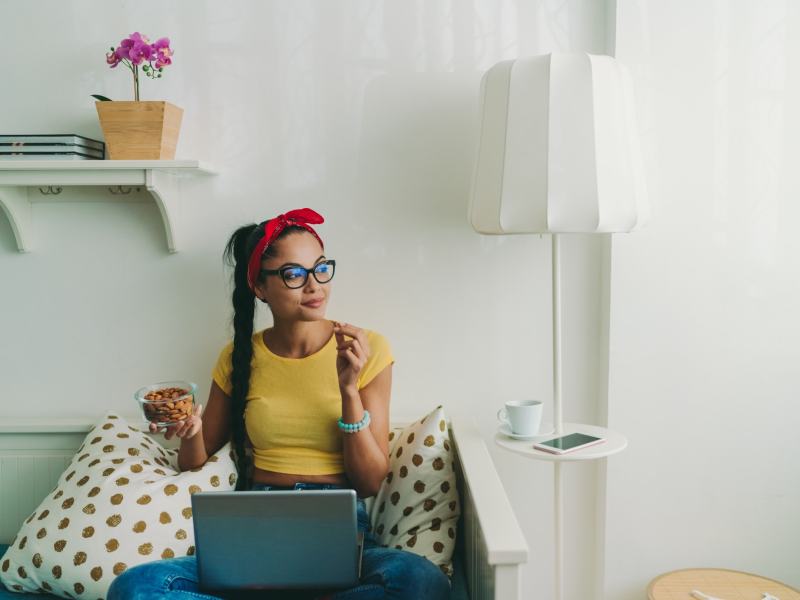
left=552, top=233, right=564, bottom=436
left=552, top=233, right=564, bottom=600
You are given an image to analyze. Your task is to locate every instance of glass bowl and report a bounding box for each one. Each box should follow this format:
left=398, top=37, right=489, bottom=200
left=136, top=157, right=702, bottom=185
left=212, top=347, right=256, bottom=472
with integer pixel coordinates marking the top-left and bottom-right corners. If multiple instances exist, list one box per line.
left=134, top=380, right=197, bottom=427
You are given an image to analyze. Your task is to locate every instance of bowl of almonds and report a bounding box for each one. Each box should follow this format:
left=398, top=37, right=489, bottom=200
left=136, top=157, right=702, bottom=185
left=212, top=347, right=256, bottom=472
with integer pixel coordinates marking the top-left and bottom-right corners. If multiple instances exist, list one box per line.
left=134, top=381, right=196, bottom=427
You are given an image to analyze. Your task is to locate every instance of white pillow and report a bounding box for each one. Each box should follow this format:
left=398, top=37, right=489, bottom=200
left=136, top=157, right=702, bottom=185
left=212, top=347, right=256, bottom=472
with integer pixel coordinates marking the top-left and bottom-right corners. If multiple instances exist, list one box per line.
left=0, top=412, right=237, bottom=598
left=369, top=405, right=460, bottom=578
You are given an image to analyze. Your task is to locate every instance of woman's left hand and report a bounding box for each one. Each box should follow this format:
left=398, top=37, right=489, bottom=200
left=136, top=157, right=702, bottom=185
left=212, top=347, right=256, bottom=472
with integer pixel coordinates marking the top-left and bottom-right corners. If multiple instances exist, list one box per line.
left=333, top=321, right=370, bottom=392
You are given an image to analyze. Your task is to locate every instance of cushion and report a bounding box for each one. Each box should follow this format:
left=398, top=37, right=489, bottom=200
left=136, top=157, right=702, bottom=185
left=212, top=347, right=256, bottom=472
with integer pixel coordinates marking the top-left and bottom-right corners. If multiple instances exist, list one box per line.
left=0, top=412, right=238, bottom=598
left=369, top=405, right=461, bottom=578
left=0, top=544, right=45, bottom=600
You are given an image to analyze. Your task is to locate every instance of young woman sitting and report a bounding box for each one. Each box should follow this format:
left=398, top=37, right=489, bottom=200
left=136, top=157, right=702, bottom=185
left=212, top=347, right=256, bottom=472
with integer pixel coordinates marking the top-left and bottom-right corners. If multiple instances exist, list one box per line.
left=107, top=208, right=451, bottom=600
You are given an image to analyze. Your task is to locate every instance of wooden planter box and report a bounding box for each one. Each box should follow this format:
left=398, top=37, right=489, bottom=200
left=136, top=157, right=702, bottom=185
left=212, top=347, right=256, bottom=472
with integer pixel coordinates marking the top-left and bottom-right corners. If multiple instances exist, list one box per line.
left=95, top=101, right=183, bottom=160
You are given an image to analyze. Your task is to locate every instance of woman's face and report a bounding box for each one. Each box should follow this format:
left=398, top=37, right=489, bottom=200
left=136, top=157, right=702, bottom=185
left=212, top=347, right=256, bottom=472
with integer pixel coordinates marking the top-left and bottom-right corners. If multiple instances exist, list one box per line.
left=255, top=231, right=331, bottom=322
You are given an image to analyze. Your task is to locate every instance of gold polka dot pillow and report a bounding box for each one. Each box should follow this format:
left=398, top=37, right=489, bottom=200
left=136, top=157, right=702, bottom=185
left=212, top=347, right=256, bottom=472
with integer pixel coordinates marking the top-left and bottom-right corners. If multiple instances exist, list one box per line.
left=369, top=405, right=460, bottom=578
left=0, top=411, right=237, bottom=598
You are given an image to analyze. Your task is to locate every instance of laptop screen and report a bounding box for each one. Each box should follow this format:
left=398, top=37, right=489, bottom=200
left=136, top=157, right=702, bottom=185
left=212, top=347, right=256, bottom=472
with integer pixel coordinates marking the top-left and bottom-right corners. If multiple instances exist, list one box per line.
left=191, top=489, right=361, bottom=591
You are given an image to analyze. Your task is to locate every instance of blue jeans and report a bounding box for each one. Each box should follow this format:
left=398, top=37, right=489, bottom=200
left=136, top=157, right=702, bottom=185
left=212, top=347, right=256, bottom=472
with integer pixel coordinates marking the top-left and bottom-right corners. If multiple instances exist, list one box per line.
left=107, top=482, right=450, bottom=600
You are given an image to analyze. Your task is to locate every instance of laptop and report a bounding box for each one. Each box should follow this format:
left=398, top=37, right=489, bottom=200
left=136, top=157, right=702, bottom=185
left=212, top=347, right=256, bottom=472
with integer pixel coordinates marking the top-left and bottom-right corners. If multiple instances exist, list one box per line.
left=191, top=489, right=364, bottom=594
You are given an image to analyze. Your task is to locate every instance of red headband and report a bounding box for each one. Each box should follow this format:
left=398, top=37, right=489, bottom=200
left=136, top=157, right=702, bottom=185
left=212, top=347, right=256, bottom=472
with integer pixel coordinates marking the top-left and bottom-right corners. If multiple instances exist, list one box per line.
left=246, top=208, right=325, bottom=292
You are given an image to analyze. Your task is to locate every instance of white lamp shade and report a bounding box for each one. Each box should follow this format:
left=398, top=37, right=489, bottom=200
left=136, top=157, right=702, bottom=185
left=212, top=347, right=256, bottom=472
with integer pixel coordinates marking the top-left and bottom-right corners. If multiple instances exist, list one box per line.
left=469, top=53, right=649, bottom=234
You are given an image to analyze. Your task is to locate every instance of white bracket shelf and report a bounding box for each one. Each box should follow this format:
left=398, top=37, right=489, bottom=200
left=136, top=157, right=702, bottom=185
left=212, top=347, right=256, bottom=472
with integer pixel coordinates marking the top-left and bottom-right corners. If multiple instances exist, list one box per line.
left=0, top=160, right=215, bottom=253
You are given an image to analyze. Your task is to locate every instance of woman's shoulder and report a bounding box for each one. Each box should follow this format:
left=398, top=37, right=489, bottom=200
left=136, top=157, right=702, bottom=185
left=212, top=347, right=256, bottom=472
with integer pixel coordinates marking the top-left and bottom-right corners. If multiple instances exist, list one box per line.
left=362, top=327, right=392, bottom=357
left=352, top=324, right=389, bottom=344
left=331, top=321, right=391, bottom=353
left=366, top=328, right=389, bottom=341
left=215, top=329, right=264, bottom=357
left=356, top=327, right=394, bottom=388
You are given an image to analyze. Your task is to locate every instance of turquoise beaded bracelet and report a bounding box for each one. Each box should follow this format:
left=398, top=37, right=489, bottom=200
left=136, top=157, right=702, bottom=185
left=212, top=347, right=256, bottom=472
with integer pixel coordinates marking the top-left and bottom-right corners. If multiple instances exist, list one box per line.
left=337, top=410, right=370, bottom=433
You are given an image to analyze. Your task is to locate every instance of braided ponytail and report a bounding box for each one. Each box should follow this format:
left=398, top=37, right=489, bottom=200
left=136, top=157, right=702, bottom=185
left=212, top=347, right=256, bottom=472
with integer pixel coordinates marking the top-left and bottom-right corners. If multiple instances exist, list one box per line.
left=222, top=222, right=309, bottom=491
left=223, top=224, right=259, bottom=490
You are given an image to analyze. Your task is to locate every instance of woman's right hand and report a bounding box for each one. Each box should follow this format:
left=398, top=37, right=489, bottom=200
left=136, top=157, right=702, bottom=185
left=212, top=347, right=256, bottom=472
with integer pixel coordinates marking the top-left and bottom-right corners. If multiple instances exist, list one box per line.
left=149, top=403, right=204, bottom=441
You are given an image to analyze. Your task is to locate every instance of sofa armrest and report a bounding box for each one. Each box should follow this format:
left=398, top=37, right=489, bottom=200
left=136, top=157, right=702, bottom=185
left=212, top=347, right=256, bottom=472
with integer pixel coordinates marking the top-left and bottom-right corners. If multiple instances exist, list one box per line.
left=450, top=415, right=528, bottom=566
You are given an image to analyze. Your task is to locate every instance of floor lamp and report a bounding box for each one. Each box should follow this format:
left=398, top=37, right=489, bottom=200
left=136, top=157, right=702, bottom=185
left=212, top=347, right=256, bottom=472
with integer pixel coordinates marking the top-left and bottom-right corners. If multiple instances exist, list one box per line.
left=468, top=53, right=648, bottom=600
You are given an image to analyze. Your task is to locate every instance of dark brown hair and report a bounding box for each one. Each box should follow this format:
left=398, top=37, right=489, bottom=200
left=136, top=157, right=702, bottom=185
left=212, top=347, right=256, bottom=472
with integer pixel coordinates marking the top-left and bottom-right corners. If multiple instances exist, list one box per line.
left=222, top=222, right=311, bottom=490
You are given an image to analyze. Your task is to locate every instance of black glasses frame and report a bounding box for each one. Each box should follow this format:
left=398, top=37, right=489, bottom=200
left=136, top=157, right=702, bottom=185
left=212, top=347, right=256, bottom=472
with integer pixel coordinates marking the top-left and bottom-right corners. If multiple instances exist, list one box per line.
left=261, top=259, right=336, bottom=289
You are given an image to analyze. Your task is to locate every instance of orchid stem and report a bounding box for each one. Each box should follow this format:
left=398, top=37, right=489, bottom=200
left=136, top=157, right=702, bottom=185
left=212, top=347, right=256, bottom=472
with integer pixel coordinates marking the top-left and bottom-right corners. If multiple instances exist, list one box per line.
left=121, top=59, right=139, bottom=101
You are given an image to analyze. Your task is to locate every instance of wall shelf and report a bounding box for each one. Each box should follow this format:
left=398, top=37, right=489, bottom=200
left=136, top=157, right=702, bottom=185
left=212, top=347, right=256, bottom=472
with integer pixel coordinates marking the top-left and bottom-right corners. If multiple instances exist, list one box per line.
left=0, top=160, right=215, bottom=253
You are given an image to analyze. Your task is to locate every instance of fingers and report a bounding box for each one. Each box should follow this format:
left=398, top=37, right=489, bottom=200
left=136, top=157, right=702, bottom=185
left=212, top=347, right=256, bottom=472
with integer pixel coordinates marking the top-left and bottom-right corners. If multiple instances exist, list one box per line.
left=189, top=405, right=204, bottom=439
left=337, top=339, right=366, bottom=371
left=334, top=322, right=370, bottom=380
left=158, top=403, right=204, bottom=440
left=332, top=322, right=370, bottom=356
left=337, top=338, right=365, bottom=361
left=178, top=404, right=204, bottom=439
left=343, top=347, right=359, bottom=369
left=176, top=420, right=190, bottom=438
left=337, top=341, right=360, bottom=368
left=333, top=321, right=346, bottom=344
left=152, top=422, right=174, bottom=438
left=334, top=321, right=362, bottom=338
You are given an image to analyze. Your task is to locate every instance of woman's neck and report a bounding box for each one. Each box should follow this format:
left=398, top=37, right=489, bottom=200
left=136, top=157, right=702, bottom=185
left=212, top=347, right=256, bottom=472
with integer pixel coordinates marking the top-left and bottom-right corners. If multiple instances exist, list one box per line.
left=264, top=319, right=334, bottom=358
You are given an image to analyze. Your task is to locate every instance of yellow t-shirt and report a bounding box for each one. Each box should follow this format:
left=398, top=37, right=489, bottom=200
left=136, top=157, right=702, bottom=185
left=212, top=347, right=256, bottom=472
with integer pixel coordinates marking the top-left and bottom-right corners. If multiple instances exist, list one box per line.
left=211, top=326, right=394, bottom=475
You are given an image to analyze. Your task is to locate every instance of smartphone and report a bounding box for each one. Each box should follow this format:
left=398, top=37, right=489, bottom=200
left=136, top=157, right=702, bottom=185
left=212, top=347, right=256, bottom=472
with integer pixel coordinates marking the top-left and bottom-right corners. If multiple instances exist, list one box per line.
left=532, top=432, right=606, bottom=454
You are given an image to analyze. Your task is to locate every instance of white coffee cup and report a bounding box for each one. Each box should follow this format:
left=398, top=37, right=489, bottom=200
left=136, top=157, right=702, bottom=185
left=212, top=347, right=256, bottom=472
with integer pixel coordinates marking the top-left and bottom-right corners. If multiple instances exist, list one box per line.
left=497, top=400, right=543, bottom=436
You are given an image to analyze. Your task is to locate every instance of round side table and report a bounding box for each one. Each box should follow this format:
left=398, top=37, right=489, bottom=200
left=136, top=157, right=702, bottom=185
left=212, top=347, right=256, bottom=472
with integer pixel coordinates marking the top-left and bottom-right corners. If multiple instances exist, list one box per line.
left=495, top=422, right=628, bottom=600
left=647, top=568, right=800, bottom=600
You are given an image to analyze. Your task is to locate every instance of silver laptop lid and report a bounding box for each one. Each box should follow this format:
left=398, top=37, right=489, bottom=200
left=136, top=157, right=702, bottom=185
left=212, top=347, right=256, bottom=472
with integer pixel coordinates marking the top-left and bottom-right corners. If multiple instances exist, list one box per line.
left=191, top=489, right=361, bottom=592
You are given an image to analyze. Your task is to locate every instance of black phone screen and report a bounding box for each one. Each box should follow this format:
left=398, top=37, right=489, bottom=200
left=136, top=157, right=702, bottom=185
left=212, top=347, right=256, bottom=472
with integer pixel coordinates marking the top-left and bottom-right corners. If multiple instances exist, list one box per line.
left=538, top=432, right=602, bottom=451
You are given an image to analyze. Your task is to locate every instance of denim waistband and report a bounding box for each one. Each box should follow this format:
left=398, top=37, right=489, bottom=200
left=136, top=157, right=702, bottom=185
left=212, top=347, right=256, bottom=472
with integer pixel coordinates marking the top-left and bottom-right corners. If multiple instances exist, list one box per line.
left=251, top=482, right=349, bottom=492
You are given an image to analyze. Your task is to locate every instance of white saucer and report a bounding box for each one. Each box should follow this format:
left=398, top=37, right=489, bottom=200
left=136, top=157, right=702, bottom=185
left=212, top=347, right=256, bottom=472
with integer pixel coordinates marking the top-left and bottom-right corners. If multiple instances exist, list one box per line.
left=499, top=422, right=555, bottom=441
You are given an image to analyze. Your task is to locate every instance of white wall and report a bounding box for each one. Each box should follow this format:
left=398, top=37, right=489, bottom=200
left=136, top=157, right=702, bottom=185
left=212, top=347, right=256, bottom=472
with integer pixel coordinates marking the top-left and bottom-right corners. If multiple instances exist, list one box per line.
left=0, top=2, right=614, bottom=599
left=605, top=0, right=800, bottom=597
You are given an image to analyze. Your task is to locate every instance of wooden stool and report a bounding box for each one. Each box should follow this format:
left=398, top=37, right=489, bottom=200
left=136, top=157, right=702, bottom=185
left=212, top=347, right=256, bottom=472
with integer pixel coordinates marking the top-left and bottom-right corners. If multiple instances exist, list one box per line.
left=647, top=568, right=800, bottom=600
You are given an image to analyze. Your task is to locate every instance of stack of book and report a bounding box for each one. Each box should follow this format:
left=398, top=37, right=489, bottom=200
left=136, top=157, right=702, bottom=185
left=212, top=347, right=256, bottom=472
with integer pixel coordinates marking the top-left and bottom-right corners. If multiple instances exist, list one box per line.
left=0, top=134, right=105, bottom=160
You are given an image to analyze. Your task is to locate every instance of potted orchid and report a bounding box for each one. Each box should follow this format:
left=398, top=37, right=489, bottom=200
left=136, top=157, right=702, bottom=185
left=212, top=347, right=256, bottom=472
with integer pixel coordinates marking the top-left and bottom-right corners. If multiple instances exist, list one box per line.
left=93, top=32, right=183, bottom=160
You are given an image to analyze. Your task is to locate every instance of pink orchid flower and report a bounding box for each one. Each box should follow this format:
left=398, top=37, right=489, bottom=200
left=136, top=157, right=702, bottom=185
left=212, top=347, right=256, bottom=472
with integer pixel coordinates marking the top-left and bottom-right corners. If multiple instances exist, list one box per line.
left=101, top=32, right=174, bottom=101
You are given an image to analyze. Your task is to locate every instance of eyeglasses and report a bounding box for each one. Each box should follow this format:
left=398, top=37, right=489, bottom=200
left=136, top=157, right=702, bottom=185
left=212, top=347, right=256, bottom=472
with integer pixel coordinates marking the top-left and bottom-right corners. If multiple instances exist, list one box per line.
left=261, top=259, right=336, bottom=289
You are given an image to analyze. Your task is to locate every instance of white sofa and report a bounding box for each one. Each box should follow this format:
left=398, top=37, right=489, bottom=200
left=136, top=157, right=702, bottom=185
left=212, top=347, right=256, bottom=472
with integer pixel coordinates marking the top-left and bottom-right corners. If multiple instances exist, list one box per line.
left=0, top=415, right=528, bottom=599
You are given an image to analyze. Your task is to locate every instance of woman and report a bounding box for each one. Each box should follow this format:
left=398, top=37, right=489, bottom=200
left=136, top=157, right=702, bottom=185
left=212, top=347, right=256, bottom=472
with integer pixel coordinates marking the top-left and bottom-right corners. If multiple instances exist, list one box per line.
left=108, top=208, right=450, bottom=600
